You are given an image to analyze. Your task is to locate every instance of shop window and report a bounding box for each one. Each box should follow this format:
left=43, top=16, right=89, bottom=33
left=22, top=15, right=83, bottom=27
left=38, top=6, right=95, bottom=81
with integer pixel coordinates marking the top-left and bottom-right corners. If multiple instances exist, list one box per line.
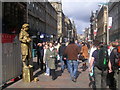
left=3, top=2, right=26, bottom=34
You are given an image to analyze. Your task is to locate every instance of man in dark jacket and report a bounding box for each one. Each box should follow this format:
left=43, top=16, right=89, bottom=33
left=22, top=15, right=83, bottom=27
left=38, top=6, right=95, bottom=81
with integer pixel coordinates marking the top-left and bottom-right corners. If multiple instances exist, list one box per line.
left=58, top=43, right=66, bottom=72
left=37, top=43, right=44, bottom=71
left=110, top=42, right=120, bottom=90
left=64, top=38, right=80, bottom=82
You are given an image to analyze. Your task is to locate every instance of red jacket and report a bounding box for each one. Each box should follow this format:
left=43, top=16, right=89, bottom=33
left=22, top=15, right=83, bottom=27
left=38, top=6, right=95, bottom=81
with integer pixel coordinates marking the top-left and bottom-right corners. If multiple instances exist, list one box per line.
left=64, top=44, right=80, bottom=60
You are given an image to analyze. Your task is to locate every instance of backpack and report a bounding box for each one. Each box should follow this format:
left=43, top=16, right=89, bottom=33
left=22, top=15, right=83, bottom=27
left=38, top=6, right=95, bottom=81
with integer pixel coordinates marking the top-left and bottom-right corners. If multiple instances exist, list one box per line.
left=96, top=47, right=109, bottom=71
left=118, top=45, right=120, bottom=53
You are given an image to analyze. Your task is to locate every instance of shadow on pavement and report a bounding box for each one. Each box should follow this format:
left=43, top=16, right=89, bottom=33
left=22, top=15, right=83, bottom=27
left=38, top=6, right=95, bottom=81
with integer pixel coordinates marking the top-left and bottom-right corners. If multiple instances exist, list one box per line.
left=76, top=71, right=82, bottom=79
left=56, top=70, right=63, bottom=77
left=33, top=70, right=45, bottom=78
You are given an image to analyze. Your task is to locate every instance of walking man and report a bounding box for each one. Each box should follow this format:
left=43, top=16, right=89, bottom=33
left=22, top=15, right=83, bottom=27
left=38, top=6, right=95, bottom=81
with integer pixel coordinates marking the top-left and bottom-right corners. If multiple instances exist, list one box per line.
left=110, top=41, right=120, bottom=90
left=58, top=43, right=66, bottom=73
left=37, top=42, right=44, bottom=71
left=64, top=38, right=80, bottom=82
left=89, top=42, right=112, bottom=89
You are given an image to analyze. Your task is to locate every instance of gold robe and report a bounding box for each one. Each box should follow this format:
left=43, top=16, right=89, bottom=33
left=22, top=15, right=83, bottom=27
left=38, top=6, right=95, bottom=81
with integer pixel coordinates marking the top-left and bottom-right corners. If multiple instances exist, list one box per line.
left=19, top=30, right=32, bottom=58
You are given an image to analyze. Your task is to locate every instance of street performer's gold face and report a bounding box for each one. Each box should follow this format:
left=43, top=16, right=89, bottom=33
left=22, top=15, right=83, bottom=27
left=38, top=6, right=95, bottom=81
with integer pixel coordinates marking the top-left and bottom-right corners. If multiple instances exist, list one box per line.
left=22, top=24, right=29, bottom=31
left=24, top=26, right=29, bottom=31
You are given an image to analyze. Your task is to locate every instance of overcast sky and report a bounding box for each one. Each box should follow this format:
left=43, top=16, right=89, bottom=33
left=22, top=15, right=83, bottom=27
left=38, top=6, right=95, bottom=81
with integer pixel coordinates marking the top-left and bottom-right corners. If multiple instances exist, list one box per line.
left=62, top=0, right=102, bottom=34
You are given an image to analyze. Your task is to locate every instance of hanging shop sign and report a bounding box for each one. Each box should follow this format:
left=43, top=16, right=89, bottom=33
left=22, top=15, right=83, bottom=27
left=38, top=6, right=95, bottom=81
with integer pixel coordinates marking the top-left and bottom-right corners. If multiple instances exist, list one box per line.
left=108, top=17, right=112, bottom=30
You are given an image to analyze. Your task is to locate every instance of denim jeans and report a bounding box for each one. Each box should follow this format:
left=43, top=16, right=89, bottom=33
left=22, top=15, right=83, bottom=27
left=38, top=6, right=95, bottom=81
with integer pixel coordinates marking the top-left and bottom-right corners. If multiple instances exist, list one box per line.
left=67, top=60, right=78, bottom=79
left=45, top=61, right=50, bottom=75
left=60, top=56, right=65, bottom=71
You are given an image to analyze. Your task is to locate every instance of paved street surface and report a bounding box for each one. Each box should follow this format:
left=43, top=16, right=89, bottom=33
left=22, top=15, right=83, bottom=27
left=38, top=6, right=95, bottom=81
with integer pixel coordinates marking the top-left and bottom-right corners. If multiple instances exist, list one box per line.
left=6, top=57, right=90, bottom=88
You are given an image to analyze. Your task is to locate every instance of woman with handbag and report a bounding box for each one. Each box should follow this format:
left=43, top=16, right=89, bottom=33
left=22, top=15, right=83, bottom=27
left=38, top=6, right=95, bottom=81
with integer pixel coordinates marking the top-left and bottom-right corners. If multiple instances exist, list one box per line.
left=45, top=42, right=58, bottom=80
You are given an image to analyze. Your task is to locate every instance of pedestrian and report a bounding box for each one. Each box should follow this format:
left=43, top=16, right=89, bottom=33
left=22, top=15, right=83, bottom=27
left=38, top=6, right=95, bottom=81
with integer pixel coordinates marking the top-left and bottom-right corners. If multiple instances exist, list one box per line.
left=46, top=42, right=57, bottom=80
left=58, top=43, right=66, bottom=73
left=108, top=42, right=114, bottom=56
left=88, top=40, right=98, bottom=88
left=54, top=42, right=60, bottom=66
left=106, top=42, right=114, bottom=89
left=42, top=42, right=46, bottom=46
left=109, top=41, right=120, bottom=90
left=89, top=42, right=112, bottom=89
left=75, top=39, right=79, bottom=46
left=81, top=42, right=89, bottom=71
left=64, top=38, right=80, bottom=82
left=78, top=42, right=82, bottom=50
left=54, top=41, right=61, bottom=53
left=37, top=42, right=44, bottom=71
left=43, top=44, right=50, bottom=76
left=65, top=41, right=69, bottom=46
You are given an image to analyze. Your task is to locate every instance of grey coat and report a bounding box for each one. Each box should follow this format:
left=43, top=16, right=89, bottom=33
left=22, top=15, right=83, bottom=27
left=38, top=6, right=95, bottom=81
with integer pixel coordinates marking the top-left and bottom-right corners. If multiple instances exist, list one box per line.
left=45, top=48, right=57, bottom=69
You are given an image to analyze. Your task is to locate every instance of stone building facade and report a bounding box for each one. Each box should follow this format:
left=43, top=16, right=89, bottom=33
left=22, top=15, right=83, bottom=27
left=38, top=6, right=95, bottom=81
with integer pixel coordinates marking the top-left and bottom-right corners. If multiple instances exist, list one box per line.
left=51, top=2, right=63, bottom=41
left=28, top=2, right=57, bottom=41
left=90, top=11, right=98, bottom=41
left=64, top=17, right=72, bottom=41
left=45, top=2, right=57, bottom=41
left=28, top=2, right=46, bottom=35
left=108, top=2, right=120, bottom=41
left=96, top=5, right=108, bottom=43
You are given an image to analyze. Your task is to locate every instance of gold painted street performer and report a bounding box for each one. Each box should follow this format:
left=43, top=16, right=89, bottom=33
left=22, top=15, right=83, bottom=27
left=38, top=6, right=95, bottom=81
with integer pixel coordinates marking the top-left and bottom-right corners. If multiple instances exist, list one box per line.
left=19, top=23, right=32, bottom=68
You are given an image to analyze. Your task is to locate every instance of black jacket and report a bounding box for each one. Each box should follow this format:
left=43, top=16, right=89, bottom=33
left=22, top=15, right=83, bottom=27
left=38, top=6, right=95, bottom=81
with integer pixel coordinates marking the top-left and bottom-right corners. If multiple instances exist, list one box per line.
left=37, top=46, right=44, bottom=56
left=110, top=47, right=119, bottom=68
left=58, top=45, right=66, bottom=56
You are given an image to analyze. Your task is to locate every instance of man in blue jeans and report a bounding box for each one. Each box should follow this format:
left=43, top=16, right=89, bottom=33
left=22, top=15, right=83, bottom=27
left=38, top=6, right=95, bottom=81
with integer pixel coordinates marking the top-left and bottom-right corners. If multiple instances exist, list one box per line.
left=64, top=38, right=80, bottom=82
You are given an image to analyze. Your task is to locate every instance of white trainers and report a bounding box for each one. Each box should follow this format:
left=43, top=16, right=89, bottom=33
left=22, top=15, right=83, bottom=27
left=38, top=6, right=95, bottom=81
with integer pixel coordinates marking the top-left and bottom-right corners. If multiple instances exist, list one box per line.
left=44, top=73, right=47, bottom=75
left=44, top=73, right=49, bottom=76
left=46, top=74, right=50, bottom=76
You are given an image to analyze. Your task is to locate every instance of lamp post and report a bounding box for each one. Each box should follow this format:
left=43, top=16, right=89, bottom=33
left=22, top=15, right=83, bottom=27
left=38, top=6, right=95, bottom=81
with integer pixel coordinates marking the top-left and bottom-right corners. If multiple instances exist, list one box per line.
left=106, top=5, right=109, bottom=45
left=103, top=4, right=109, bottom=45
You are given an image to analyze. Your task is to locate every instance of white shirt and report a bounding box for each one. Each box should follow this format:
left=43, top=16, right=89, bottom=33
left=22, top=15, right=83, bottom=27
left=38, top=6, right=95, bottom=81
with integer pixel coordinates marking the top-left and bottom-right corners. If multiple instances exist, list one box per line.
left=88, top=46, right=97, bottom=63
left=49, top=47, right=54, bottom=51
left=108, top=46, right=114, bottom=56
left=43, top=49, right=47, bottom=62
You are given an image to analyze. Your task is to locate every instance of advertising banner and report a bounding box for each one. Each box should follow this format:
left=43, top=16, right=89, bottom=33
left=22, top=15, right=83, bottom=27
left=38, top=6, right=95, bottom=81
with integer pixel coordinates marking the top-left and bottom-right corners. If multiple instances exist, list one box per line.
left=108, top=17, right=112, bottom=30
left=0, top=34, right=16, bottom=43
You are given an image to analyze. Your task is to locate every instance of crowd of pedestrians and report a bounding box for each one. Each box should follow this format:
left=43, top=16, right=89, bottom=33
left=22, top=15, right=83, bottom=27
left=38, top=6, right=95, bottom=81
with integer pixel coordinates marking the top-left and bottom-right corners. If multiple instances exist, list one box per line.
left=35, top=38, right=120, bottom=90
left=89, top=40, right=120, bottom=90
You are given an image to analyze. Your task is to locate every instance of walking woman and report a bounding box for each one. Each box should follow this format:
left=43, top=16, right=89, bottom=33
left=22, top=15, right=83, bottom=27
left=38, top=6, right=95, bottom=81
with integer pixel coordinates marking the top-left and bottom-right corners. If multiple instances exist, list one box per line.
left=43, top=44, right=50, bottom=76
left=46, top=42, right=57, bottom=80
left=81, top=42, right=89, bottom=71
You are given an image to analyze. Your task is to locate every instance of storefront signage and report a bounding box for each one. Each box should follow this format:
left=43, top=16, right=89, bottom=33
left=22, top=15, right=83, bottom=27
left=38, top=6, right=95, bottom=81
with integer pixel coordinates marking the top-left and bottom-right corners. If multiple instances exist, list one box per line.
left=0, top=33, right=16, bottom=43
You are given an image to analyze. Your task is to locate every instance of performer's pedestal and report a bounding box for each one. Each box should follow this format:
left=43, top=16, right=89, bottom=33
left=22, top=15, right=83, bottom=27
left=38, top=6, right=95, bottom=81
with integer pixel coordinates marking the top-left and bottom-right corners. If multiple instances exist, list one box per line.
left=22, top=65, right=33, bottom=82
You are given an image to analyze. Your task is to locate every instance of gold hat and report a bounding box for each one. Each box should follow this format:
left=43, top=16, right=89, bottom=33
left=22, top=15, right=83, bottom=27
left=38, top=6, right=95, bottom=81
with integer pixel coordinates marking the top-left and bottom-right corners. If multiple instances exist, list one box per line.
left=22, top=24, right=29, bottom=28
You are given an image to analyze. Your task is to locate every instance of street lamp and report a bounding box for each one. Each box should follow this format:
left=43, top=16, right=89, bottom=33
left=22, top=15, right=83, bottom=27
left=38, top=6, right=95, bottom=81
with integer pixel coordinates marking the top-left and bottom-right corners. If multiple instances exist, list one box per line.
left=106, top=5, right=109, bottom=45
